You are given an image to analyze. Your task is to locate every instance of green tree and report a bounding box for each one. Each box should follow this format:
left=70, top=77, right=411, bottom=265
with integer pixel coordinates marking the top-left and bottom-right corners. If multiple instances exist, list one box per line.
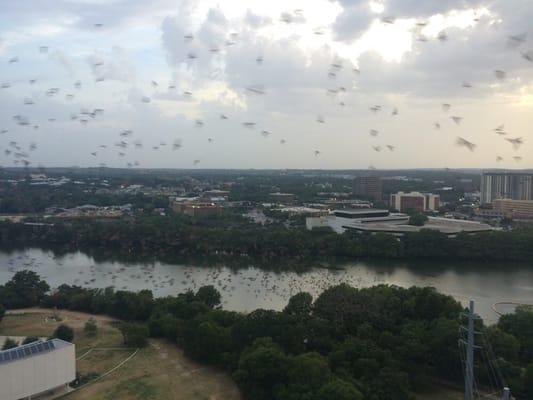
left=233, top=338, right=288, bottom=400
left=21, top=336, right=39, bottom=345
left=53, top=324, right=74, bottom=342
left=316, top=379, right=363, bottom=400
left=0, top=302, right=4, bottom=322
left=498, top=305, right=533, bottom=363
left=279, top=352, right=332, bottom=400
left=2, top=338, right=18, bottom=350
left=119, top=323, right=149, bottom=347
left=195, top=286, right=222, bottom=309
left=283, top=292, right=313, bottom=316
left=182, top=318, right=231, bottom=363
left=408, top=213, right=428, bottom=226
left=524, top=363, right=533, bottom=399
left=2, top=270, right=50, bottom=308
left=485, top=326, right=520, bottom=363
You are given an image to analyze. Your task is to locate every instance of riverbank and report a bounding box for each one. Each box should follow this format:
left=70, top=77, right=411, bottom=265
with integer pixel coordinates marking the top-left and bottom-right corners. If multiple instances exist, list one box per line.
left=1, top=217, right=533, bottom=266
left=1, top=248, right=532, bottom=324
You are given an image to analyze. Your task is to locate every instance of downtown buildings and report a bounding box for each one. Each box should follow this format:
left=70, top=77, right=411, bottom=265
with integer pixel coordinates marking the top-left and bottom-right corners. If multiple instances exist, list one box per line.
left=352, top=176, right=382, bottom=202
left=480, top=171, right=533, bottom=204
left=390, top=191, right=440, bottom=213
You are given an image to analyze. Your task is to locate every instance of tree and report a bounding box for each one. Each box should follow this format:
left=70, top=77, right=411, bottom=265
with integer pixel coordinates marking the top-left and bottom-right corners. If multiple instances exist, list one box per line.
left=53, top=324, right=74, bottom=342
left=278, top=352, right=332, bottom=399
left=2, top=338, right=18, bottom=350
left=195, top=285, right=222, bottom=309
left=2, top=270, right=50, bottom=308
left=119, top=323, right=149, bottom=347
left=408, top=213, right=428, bottom=226
left=524, top=363, right=533, bottom=399
left=182, top=318, right=231, bottom=363
left=233, top=338, right=288, bottom=400
left=498, top=305, right=533, bottom=363
left=0, top=302, right=4, bottom=322
left=485, top=326, right=520, bottom=363
left=283, top=292, right=313, bottom=316
left=317, top=379, right=363, bottom=400
left=21, top=336, right=39, bottom=345
left=84, top=318, right=98, bottom=337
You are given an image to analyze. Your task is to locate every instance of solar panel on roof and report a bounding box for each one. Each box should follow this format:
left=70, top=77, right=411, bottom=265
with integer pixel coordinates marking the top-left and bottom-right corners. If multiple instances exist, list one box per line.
left=0, top=339, right=62, bottom=364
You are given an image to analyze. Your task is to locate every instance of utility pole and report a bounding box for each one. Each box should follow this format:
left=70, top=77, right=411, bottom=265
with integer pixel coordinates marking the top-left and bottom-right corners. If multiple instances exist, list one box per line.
left=501, top=387, right=510, bottom=400
left=465, top=299, right=475, bottom=400
left=460, top=300, right=512, bottom=400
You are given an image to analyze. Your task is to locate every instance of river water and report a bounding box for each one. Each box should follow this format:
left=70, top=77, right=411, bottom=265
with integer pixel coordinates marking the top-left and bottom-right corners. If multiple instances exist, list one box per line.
left=0, top=249, right=532, bottom=324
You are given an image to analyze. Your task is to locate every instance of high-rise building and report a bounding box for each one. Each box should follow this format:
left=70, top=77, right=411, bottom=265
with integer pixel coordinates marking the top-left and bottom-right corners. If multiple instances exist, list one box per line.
left=480, top=171, right=533, bottom=204
left=390, top=191, right=440, bottom=213
left=352, top=176, right=382, bottom=201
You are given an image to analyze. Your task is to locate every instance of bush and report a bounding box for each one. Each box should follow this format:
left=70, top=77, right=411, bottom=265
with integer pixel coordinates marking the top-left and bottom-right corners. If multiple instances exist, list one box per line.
left=21, top=336, right=40, bottom=345
left=408, top=213, right=428, bottom=226
left=84, top=318, right=98, bottom=337
left=2, top=338, right=18, bottom=350
left=119, top=323, right=149, bottom=348
left=53, top=324, right=74, bottom=342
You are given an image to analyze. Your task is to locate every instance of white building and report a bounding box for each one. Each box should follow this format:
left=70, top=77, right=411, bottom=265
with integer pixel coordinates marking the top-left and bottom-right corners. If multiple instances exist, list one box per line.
left=0, top=339, right=76, bottom=400
left=306, top=209, right=493, bottom=237
left=306, top=209, right=409, bottom=234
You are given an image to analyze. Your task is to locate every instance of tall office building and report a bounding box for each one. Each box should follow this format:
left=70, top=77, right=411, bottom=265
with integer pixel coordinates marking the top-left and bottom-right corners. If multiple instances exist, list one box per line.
left=480, top=171, right=533, bottom=204
left=352, top=176, right=382, bottom=201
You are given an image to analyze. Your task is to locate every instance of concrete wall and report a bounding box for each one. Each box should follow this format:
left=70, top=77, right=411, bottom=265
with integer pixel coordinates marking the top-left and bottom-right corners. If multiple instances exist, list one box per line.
left=0, top=343, right=76, bottom=400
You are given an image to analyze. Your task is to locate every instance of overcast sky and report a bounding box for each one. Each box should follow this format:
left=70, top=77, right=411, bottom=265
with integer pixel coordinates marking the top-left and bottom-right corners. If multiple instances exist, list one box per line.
left=1, top=0, right=533, bottom=169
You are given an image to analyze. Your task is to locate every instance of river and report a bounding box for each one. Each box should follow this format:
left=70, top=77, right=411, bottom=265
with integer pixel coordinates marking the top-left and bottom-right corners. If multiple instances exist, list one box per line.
left=0, top=249, right=532, bottom=324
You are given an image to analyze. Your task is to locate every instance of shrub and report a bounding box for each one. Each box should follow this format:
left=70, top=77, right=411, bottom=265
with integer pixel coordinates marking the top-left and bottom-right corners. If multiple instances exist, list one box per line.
left=21, top=336, right=40, bottom=345
left=53, top=324, right=74, bottom=342
left=119, top=323, right=149, bottom=348
left=84, top=317, right=98, bottom=337
left=2, top=338, right=18, bottom=350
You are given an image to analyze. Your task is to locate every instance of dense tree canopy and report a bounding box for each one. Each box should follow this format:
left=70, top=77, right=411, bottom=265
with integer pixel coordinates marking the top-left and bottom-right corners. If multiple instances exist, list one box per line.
left=0, top=271, right=532, bottom=399
left=0, top=270, right=50, bottom=308
left=1, top=217, right=533, bottom=265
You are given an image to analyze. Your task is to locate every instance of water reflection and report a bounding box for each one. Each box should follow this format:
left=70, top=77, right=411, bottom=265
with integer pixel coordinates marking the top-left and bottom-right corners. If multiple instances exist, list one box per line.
left=1, top=249, right=532, bottom=324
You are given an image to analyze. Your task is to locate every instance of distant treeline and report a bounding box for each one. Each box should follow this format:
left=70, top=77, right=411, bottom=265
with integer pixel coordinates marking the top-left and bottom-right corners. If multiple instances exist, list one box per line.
left=1, top=271, right=532, bottom=399
left=0, top=217, right=533, bottom=265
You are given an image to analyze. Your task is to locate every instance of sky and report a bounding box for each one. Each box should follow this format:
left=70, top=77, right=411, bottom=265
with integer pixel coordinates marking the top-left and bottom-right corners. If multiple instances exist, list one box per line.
left=0, top=0, right=533, bottom=169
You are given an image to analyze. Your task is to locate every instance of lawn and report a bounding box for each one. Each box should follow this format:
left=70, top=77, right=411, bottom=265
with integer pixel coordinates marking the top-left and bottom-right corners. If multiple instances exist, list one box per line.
left=0, top=309, right=242, bottom=400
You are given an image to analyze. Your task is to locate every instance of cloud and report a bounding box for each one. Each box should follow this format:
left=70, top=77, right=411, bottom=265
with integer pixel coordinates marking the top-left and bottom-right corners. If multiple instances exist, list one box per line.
left=333, top=1, right=375, bottom=42
left=86, top=46, right=136, bottom=82
left=50, top=50, right=76, bottom=76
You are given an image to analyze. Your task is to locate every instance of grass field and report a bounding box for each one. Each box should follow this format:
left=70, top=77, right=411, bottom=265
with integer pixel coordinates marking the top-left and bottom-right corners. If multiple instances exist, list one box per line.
left=0, top=309, right=242, bottom=400
left=1, top=309, right=463, bottom=400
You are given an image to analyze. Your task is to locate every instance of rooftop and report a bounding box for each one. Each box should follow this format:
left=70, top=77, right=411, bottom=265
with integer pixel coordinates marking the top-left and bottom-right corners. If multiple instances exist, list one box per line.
left=334, top=208, right=389, bottom=215
left=345, top=217, right=493, bottom=235
left=0, top=339, right=72, bottom=365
